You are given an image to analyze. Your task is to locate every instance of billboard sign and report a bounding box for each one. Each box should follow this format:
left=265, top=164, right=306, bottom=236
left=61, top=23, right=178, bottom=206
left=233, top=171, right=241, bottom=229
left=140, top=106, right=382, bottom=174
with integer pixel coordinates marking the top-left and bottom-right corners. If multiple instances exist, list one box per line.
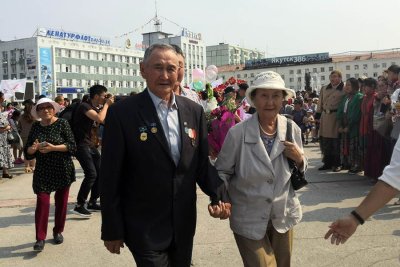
left=39, top=47, right=53, bottom=96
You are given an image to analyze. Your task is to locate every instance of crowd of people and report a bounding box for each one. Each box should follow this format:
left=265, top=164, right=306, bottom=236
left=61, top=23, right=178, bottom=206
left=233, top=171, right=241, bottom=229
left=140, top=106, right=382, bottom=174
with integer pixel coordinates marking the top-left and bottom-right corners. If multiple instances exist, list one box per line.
left=1, top=43, right=399, bottom=266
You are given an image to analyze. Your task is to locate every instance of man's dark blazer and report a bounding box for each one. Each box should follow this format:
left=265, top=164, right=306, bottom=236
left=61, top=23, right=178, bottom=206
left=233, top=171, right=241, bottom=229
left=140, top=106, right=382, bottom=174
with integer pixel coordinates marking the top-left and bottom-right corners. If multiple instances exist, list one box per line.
left=100, top=89, right=220, bottom=252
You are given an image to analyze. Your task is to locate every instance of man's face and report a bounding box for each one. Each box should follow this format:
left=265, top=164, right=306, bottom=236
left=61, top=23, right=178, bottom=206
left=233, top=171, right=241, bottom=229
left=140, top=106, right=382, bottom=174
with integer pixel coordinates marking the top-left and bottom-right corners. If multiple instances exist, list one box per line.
left=177, top=54, right=185, bottom=84
left=140, top=48, right=180, bottom=98
left=329, top=74, right=342, bottom=86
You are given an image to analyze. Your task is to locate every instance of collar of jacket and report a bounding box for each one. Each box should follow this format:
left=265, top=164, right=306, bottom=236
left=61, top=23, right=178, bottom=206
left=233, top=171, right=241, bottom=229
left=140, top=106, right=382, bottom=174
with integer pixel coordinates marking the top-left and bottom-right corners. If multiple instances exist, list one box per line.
left=327, top=81, right=344, bottom=90
left=244, top=113, right=287, bottom=163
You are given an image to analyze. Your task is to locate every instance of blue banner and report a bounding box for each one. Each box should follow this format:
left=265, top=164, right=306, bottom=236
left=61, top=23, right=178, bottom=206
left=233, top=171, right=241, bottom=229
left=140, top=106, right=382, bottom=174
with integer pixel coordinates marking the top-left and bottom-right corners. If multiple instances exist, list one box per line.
left=39, top=48, right=53, bottom=96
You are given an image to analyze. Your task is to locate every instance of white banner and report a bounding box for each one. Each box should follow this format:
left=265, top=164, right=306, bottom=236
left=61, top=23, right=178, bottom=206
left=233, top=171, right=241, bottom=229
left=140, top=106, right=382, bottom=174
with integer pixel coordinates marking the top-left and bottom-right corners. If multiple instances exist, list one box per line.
left=0, top=79, right=27, bottom=98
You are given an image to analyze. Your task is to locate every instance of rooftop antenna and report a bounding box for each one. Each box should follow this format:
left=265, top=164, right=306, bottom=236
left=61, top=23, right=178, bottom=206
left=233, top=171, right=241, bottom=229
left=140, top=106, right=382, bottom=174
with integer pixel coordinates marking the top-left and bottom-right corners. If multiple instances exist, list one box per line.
left=154, top=0, right=162, bottom=32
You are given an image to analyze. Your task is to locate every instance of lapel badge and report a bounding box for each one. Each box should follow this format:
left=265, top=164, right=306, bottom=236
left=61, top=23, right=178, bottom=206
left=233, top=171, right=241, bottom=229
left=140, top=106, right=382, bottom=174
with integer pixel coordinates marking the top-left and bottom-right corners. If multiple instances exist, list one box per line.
left=184, top=121, right=188, bottom=126
left=184, top=127, right=189, bottom=134
left=140, top=132, right=148, bottom=141
left=188, top=128, right=193, bottom=138
left=150, top=123, right=157, bottom=134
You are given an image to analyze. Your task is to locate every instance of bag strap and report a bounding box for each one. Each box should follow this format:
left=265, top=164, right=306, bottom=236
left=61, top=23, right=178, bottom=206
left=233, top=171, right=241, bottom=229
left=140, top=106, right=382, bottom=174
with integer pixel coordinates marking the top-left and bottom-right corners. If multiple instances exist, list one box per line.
left=286, top=119, right=296, bottom=169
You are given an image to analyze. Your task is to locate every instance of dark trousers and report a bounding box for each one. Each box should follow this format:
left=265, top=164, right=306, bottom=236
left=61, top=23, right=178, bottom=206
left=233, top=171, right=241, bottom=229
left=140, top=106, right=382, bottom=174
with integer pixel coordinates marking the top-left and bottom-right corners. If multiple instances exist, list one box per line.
left=320, top=137, right=341, bottom=167
left=126, top=239, right=193, bottom=267
left=35, top=186, right=70, bottom=241
left=76, top=144, right=101, bottom=205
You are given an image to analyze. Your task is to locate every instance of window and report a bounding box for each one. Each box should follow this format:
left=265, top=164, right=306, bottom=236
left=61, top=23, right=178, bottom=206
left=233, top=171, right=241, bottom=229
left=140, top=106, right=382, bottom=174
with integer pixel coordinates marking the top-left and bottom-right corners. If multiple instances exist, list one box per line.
left=56, top=49, right=62, bottom=57
left=373, top=63, right=379, bottom=69
left=321, top=76, right=325, bottom=81
left=76, top=65, right=81, bottom=73
left=354, top=65, right=359, bottom=70
left=363, top=64, right=368, bottom=70
left=297, top=69, right=301, bottom=74
left=56, top=79, right=62, bottom=86
left=355, top=73, right=359, bottom=78
left=346, top=65, right=350, bottom=70
left=289, top=70, right=294, bottom=74
left=281, top=74, right=285, bottom=80
left=19, top=73, right=25, bottom=78
left=289, top=78, right=294, bottom=82
left=305, top=68, right=309, bottom=73
left=313, top=68, right=317, bottom=73
left=382, top=63, right=387, bottom=68
left=329, top=67, right=333, bottom=71
left=373, top=72, right=378, bottom=77
left=320, top=67, right=325, bottom=72
left=346, top=74, right=350, bottom=79
left=244, top=73, right=247, bottom=78
left=237, top=74, right=241, bottom=78
left=67, top=50, right=71, bottom=58
left=297, top=77, right=301, bottom=82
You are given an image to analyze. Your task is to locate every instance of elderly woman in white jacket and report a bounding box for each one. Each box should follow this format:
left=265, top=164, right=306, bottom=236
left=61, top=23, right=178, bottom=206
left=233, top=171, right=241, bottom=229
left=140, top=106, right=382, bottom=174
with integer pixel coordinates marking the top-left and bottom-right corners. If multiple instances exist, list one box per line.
left=215, top=71, right=307, bottom=267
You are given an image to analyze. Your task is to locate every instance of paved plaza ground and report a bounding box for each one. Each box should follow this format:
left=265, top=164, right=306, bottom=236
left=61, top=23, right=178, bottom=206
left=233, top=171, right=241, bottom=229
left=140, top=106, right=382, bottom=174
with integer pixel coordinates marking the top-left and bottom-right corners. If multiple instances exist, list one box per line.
left=0, top=142, right=399, bottom=267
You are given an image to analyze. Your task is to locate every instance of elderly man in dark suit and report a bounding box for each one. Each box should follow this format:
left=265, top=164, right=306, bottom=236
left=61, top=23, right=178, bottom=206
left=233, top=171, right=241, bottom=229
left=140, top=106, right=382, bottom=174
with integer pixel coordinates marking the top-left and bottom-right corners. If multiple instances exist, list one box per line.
left=99, top=43, right=228, bottom=267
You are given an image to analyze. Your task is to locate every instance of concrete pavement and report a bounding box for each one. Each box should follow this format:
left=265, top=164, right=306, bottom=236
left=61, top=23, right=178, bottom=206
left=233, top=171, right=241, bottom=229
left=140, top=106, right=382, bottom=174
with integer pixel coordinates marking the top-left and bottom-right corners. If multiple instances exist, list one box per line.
left=0, top=143, right=399, bottom=267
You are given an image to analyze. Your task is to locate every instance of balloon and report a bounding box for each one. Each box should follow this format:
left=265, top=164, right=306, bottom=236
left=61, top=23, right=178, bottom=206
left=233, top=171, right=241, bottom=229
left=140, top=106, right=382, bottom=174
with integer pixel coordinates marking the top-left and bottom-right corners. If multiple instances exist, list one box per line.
left=206, top=65, right=218, bottom=73
left=192, top=68, right=204, bottom=80
left=193, top=80, right=204, bottom=91
left=205, top=70, right=217, bottom=81
left=205, top=65, right=218, bottom=81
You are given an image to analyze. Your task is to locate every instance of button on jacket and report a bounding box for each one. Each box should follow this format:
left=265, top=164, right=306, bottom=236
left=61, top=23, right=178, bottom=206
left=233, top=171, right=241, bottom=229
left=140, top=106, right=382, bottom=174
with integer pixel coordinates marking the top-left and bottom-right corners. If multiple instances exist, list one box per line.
left=215, top=114, right=307, bottom=240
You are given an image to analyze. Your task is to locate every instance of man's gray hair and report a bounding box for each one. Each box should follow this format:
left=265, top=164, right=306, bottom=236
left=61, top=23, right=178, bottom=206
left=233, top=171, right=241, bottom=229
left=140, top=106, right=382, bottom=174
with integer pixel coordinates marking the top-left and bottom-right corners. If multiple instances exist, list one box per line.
left=142, top=43, right=177, bottom=64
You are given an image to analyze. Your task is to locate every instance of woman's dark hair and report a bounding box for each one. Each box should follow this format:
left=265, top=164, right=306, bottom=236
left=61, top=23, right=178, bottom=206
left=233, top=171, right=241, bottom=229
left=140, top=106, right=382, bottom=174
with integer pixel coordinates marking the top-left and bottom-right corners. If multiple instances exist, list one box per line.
left=82, top=94, right=90, bottom=103
left=346, top=78, right=359, bottom=92
left=363, top=78, right=378, bottom=89
left=21, top=101, right=34, bottom=123
left=11, top=109, right=21, bottom=120
left=0, top=92, right=4, bottom=98
left=250, top=89, right=288, bottom=101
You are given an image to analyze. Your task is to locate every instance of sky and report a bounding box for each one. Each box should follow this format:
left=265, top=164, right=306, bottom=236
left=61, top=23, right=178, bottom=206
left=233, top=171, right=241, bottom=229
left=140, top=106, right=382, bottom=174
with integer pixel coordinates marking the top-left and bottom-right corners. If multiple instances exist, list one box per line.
left=2, top=0, right=400, bottom=57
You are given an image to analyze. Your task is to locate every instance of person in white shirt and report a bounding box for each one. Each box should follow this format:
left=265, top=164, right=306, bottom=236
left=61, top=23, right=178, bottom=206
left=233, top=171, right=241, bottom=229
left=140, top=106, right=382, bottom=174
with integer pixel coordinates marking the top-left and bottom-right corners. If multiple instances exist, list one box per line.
left=325, top=137, right=400, bottom=245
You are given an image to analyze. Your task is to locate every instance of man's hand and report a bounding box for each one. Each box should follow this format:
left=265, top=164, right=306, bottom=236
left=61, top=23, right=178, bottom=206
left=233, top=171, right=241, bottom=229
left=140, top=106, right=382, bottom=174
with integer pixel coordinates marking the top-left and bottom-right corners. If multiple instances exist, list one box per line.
left=324, top=215, right=359, bottom=245
left=104, top=240, right=124, bottom=254
left=208, top=201, right=231, bottom=220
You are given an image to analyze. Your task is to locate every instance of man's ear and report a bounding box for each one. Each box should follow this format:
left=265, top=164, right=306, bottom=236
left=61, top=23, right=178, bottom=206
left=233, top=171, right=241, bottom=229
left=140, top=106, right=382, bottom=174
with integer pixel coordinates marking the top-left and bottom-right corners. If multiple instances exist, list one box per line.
left=140, top=62, right=146, bottom=79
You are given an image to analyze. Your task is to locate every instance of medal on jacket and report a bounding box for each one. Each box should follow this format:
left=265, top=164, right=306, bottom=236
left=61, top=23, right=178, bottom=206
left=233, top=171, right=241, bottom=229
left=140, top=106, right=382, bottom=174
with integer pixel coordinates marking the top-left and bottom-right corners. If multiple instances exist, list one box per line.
left=139, top=126, right=148, bottom=141
left=140, top=132, right=147, bottom=141
left=187, top=128, right=197, bottom=146
left=150, top=123, right=157, bottom=134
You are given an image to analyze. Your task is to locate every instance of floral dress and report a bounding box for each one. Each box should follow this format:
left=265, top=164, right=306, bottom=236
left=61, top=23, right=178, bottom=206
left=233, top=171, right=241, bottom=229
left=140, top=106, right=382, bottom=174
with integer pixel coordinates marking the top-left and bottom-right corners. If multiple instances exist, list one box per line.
left=25, top=119, right=76, bottom=194
left=0, top=112, right=14, bottom=168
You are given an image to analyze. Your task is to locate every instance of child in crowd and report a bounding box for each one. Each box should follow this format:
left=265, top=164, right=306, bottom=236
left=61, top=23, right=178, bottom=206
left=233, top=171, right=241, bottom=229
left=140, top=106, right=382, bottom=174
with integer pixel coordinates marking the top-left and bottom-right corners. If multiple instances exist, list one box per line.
left=303, top=109, right=316, bottom=144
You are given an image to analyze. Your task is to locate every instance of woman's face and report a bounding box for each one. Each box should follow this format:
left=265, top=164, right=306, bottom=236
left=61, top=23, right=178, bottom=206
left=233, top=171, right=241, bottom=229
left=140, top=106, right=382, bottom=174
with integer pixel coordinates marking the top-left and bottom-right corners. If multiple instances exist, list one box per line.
left=36, top=103, right=55, bottom=120
left=344, top=81, right=353, bottom=95
left=364, top=85, right=375, bottom=95
left=252, top=89, right=284, bottom=117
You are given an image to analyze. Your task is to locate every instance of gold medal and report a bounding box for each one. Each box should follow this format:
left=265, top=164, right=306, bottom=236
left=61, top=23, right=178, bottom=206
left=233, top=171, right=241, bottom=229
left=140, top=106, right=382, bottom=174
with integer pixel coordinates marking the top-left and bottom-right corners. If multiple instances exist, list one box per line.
left=140, top=132, right=147, bottom=141
left=151, top=127, right=157, bottom=134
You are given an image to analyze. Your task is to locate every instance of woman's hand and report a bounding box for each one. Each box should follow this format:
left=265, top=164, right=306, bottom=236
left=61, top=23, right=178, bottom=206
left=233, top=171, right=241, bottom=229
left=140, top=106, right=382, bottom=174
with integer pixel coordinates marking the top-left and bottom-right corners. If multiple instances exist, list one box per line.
left=28, top=139, right=40, bottom=155
left=324, top=215, right=359, bottom=245
left=38, top=142, right=54, bottom=154
left=0, top=125, right=11, bottom=133
left=208, top=201, right=231, bottom=220
left=282, top=141, right=304, bottom=167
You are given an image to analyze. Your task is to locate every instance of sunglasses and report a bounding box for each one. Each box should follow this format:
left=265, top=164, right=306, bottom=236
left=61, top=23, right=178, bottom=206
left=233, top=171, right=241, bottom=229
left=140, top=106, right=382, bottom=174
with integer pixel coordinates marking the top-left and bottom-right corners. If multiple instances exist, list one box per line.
left=37, top=105, right=54, bottom=111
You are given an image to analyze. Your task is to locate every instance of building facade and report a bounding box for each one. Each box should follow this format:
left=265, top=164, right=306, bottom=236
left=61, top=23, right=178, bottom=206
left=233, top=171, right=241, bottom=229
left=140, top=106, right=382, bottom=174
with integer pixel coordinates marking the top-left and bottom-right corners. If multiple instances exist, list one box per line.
left=206, top=43, right=265, bottom=67
left=142, top=28, right=206, bottom=86
left=0, top=28, right=145, bottom=99
left=218, top=49, right=400, bottom=92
